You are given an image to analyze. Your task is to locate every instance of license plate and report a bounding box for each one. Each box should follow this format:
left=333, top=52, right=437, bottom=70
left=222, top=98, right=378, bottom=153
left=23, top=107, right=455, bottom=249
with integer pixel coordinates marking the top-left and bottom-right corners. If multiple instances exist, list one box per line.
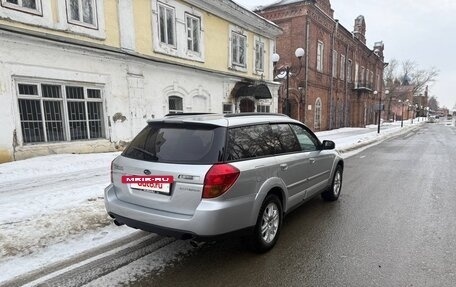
left=130, top=182, right=171, bottom=194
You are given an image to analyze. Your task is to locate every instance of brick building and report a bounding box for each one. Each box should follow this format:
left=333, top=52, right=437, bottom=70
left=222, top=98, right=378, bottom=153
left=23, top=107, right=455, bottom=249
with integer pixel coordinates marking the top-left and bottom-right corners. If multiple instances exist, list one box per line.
left=390, top=85, right=415, bottom=121
left=257, top=0, right=386, bottom=130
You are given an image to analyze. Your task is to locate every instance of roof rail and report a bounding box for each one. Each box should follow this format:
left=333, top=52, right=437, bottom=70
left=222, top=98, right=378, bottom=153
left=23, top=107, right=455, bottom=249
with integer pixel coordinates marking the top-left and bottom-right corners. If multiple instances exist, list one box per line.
left=224, top=113, right=289, bottom=118
left=164, top=113, right=216, bottom=117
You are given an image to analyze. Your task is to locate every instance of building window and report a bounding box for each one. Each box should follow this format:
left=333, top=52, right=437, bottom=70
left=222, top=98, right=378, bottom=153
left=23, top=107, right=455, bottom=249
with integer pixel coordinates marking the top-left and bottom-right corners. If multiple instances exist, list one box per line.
left=340, top=55, right=345, bottom=80
left=347, top=59, right=352, bottom=83
left=231, top=31, right=246, bottom=68
left=168, top=96, right=183, bottom=114
left=240, top=98, right=255, bottom=112
left=17, top=82, right=104, bottom=144
left=66, top=0, right=97, bottom=28
left=152, top=0, right=204, bottom=61
left=255, top=40, right=264, bottom=72
left=1, top=0, right=41, bottom=15
left=376, top=74, right=380, bottom=91
left=158, top=3, right=175, bottom=46
left=257, top=105, right=270, bottom=113
left=361, top=66, right=365, bottom=85
left=355, top=62, right=359, bottom=84
left=317, top=41, right=324, bottom=72
left=223, top=103, right=233, bottom=114
left=314, top=98, right=322, bottom=130
left=370, top=71, right=374, bottom=87
left=186, top=13, right=200, bottom=53
left=332, top=50, right=337, bottom=78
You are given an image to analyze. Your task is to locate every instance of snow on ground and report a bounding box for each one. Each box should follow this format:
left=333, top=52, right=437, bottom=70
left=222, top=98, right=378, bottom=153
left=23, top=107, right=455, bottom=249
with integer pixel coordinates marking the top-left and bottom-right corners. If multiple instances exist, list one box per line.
left=84, top=240, right=195, bottom=287
left=0, top=120, right=424, bottom=284
left=0, top=152, right=120, bottom=184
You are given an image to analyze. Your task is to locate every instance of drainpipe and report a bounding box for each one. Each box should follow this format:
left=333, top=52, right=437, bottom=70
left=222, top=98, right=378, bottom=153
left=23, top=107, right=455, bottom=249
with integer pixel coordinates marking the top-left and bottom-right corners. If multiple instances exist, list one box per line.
left=345, top=43, right=349, bottom=127
left=304, top=18, right=310, bottom=125
left=329, top=20, right=339, bottom=130
left=12, top=129, right=17, bottom=161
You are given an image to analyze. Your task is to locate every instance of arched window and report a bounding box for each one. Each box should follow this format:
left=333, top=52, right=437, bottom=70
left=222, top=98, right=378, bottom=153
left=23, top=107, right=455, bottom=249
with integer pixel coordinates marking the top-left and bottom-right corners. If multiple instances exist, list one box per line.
left=314, top=98, right=322, bottom=130
left=168, top=96, right=183, bottom=114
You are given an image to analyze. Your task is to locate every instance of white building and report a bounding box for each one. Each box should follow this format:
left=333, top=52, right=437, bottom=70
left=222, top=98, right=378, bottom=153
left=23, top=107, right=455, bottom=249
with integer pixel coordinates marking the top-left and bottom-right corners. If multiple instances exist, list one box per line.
left=0, top=0, right=281, bottom=162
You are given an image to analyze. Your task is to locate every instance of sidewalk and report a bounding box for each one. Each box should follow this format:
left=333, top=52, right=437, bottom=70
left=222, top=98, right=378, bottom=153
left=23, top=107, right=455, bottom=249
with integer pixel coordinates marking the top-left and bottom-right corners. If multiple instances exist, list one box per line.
left=0, top=119, right=424, bottom=284
left=318, top=118, right=425, bottom=153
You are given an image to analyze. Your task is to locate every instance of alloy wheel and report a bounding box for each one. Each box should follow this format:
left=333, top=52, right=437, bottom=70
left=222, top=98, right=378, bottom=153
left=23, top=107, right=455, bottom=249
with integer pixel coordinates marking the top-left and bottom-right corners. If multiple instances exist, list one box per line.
left=333, top=170, right=342, bottom=196
left=260, top=202, right=280, bottom=243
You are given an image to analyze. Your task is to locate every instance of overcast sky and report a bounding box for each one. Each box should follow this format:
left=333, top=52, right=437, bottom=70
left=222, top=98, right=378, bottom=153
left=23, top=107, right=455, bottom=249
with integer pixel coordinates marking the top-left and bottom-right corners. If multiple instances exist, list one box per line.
left=235, top=0, right=456, bottom=109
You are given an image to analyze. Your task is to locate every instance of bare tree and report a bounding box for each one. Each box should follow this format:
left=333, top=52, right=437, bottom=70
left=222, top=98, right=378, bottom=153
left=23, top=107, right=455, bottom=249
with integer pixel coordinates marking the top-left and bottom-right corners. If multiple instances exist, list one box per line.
left=384, top=59, right=398, bottom=89
left=403, top=60, right=439, bottom=95
left=383, top=59, right=401, bottom=119
left=384, top=59, right=439, bottom=119
left=428, top=96, right=439, bottom=111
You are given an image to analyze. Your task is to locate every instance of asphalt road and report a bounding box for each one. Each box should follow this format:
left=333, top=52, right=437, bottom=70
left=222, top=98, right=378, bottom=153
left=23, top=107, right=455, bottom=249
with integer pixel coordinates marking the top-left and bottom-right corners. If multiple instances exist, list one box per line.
left=131, top=123, right=456, bottom=287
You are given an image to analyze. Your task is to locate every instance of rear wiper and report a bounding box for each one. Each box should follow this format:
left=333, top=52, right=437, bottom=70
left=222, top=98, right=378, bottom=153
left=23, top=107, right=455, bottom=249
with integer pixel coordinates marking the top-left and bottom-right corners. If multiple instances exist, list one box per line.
left=133, top=147, right=158, bottom=160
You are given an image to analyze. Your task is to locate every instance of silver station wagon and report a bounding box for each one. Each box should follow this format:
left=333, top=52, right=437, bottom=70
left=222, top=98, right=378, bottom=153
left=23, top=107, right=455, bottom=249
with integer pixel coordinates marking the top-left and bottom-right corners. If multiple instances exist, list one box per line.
left=105, top=113, right=344, bottom=252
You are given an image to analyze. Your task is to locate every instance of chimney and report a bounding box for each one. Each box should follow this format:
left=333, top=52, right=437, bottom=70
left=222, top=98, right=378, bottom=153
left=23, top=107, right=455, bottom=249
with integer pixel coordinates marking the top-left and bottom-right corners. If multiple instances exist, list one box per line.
left=353, top=15, right=366, bottom=44
left=373, top=41, right=384, bottom=59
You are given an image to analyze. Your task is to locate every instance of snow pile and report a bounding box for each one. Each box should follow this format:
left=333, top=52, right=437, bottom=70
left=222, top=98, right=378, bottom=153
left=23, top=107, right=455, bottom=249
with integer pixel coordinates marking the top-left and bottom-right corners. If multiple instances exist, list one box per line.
left=0, top=152, right=125, bottom=283
left=1, top=197, right=108, bottom=258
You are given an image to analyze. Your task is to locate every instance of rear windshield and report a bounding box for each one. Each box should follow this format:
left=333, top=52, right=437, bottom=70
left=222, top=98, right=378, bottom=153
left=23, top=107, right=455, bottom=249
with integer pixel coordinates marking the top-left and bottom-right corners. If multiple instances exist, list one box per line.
left=122, top=123, right=226, bottom=164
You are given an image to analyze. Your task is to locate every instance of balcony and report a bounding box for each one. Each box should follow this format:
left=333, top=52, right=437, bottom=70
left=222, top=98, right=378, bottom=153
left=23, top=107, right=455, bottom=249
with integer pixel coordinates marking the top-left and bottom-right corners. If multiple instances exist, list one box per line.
left=353, top=81, right=374, bottom=91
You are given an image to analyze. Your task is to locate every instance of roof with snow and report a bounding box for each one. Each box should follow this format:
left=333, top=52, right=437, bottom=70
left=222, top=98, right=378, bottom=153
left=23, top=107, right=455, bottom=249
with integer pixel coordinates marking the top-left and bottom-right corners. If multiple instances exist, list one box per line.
left=256, top=0, right=312, bottom=10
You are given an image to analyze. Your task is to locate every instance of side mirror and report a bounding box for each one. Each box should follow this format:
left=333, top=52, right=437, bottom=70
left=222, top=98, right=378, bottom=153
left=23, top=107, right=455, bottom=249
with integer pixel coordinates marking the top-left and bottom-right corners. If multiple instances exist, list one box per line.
left=321, top=140, right=335, bottom=150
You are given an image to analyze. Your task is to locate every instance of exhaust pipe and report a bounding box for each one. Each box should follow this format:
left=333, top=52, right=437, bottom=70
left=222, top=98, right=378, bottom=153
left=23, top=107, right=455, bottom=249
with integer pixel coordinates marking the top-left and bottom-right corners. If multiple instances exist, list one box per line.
left=113, top=219, right=124, bottom=226
left=189, top=240, right=205, bottom=248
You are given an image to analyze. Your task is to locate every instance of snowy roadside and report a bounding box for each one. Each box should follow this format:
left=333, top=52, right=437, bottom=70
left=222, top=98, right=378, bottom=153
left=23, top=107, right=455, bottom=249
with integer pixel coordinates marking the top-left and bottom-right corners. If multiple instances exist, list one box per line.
left=0, top=121, right=424, bottom=284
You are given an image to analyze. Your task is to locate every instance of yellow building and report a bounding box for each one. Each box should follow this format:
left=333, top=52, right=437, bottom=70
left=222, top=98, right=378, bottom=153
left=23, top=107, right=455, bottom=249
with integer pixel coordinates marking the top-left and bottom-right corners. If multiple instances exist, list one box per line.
left=0, top=0, right=281, bottom=162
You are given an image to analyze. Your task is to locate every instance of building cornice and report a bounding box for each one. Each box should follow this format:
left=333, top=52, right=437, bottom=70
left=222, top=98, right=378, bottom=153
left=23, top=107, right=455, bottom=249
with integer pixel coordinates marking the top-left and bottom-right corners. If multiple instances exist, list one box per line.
left=184, top=0, right=282, bottom=38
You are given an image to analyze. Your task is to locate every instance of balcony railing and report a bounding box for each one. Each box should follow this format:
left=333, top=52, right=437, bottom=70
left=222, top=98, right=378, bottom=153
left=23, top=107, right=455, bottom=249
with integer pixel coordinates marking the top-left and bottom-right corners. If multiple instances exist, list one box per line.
left=353, top=81, right=374, bottom=91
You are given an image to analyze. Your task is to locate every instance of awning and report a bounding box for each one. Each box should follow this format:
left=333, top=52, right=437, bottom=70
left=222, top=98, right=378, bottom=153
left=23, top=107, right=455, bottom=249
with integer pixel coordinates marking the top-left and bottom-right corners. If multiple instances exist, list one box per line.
left=234, top=83, right=272, bottom=99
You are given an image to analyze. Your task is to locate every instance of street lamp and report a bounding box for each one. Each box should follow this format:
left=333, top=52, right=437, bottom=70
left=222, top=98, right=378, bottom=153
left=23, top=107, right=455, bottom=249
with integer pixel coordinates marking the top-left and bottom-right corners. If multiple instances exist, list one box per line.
left=272, top=47, right=305, bottom=117
left=407, top=103, right=413, bottom=124
left=410, top=104, right=417, bottom=124
left=375, top=90, right=389, bottom=134
left=398, top=99, right=409, bottom=128
left=417, top=105, right=422, bottom=122
left=374, top=91, right=379, bottom=130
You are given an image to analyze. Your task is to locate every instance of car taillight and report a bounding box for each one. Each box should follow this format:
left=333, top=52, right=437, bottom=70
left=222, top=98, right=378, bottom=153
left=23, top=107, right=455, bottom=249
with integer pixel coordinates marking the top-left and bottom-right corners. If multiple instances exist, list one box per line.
left=203, top=164, right=240, bottom=199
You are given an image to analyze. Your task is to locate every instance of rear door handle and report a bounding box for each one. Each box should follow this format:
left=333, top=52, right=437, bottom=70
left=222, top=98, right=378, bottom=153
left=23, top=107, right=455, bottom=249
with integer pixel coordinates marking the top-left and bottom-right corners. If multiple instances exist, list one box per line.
left=309, top=158, right=316, bottom=164
left=280, top=163, right=288, bottom=170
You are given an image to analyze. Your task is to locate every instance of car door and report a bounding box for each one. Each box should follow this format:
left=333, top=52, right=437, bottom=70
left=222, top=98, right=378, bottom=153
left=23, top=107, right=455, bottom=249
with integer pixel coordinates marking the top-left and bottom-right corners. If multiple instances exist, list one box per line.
left=290, top=124, right=335, bottom=198
left=272, top=124, right=313, bottom=209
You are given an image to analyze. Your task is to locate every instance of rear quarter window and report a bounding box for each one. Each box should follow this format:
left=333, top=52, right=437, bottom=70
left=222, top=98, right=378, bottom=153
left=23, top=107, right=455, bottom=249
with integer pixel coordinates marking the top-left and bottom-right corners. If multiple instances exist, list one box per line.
left=227, top=124, right=277, bottom=161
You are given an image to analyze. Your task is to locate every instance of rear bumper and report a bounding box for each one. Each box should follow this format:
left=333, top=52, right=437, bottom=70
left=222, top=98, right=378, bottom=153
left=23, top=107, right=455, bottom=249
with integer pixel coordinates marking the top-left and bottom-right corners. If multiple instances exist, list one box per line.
left=104, top=184, right=255, bottom=239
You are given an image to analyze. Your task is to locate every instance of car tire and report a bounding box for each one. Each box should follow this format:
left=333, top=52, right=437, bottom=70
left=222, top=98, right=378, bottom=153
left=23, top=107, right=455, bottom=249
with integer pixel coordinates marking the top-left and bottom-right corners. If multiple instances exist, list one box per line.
left=249, top=194, right=283, bottom=253
left=321, top=165, right=343, bottom=201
